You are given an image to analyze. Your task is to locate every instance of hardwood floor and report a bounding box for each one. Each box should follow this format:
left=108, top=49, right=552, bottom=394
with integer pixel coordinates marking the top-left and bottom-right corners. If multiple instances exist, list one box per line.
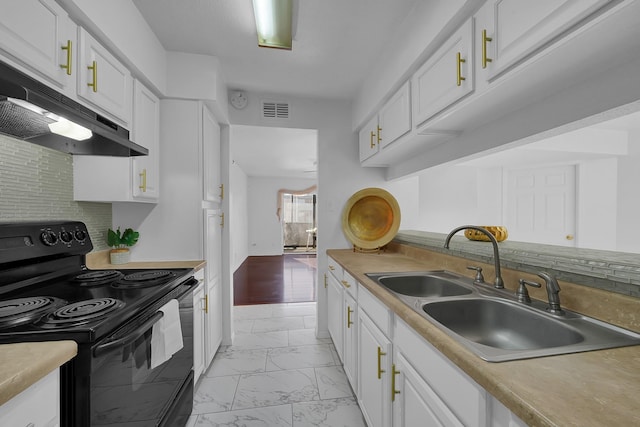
left=233, top=254, right=317, bottom=305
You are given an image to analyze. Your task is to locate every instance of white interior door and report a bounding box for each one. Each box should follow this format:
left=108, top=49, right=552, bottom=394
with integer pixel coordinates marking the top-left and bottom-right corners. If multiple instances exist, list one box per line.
left=505, top=165, right=576, bottom=246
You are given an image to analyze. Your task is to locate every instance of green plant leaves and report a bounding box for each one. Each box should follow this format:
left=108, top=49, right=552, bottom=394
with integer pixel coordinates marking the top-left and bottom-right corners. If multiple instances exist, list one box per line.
left=107, top=227, right=139, bottom=248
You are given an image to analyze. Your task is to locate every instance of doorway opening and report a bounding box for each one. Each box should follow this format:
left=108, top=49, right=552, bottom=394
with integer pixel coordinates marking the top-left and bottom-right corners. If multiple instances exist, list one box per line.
left=282, top=192, right=316, bottom=253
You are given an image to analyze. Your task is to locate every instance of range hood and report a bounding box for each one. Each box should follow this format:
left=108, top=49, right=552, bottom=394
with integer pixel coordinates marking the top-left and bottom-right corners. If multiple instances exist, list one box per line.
left=0, top=61, right=147, bottom=157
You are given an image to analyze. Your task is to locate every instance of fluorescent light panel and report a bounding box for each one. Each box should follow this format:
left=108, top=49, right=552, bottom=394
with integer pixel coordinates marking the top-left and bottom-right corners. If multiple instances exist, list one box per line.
left=252, top=0, right=293, bottom=50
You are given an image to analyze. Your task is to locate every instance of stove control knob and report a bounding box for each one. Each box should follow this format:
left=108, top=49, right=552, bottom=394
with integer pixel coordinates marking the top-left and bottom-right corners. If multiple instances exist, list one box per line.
left=40, top=230, right=58, bottom=246
left=74, top=230, right=87, bottom=242
left=60, top=231, right=73, bottom=244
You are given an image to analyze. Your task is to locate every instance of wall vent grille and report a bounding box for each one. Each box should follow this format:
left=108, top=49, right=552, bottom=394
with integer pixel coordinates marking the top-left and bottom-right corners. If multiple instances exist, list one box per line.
left=262, top=101, right=289, bottom=119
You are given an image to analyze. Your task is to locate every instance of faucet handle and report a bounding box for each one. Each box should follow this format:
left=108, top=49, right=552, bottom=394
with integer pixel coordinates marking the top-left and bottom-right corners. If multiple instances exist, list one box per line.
left=516, top=279, right=541, bottom=303
left=538, top=272, right=564, bottom=315
left=467, top=266, right=485, bottom=285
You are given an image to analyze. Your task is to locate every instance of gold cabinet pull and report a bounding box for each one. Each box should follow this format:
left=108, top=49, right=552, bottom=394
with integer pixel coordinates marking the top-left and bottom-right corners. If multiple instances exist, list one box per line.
left=369, top=130, right=375, bottom=148
left=139, top=168, right=147, bottom=192
left=566, top=234, right=574, bottom=240
left=341, top=280, right=351, bottom=288
left=377, top=347, right=386, bottom=379
left=204, top=294, right=209, bottom=314
left=324, top=273, right=327, bottom=289
left=219, top=183, right=224, bottom=200
left=328, top=265, right=335, bottom=271
left=482, top=29, right=493, bottom=68
left=60, top=40, right=72, bottom=75
left=347, top=306, right=354, bottom=328
left=391, top=364, right=401, bottom=401
left=377, top=125, right=382, bottom=145
left=456, top=52, right=466, bottom=87
left=219, top=212, right=225, bottom=228
left=87, top=60, right=98, bottom=92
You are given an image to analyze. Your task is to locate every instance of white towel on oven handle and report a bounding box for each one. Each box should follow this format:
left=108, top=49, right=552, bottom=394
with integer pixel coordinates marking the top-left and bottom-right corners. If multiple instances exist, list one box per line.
left=150, top=299, right=183, bottom=369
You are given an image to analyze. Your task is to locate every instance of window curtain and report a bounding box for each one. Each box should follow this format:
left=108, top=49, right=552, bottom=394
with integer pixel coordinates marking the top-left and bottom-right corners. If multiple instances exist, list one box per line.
left=276, top=185, right=317, bottom=221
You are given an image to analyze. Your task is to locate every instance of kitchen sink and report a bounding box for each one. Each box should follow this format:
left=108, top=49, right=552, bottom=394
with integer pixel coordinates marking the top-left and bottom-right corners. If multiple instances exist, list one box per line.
left=366, top=271, right=473, bottom=298
left=421, top=297, right=640, bottom=362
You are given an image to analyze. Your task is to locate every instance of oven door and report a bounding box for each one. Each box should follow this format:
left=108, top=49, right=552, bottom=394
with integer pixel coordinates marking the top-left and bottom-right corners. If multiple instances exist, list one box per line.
left=88, top=282, right=194, bottom=427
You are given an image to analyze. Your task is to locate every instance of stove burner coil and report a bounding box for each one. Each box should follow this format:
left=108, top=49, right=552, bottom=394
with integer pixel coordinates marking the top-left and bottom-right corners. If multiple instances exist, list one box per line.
left=40, top=298, right=125, bottom=327
left=112, top=270, right=176, bottom=289
left=73, top=270, right=124, bottom=286
left=0, top=297, right=67, bottom=328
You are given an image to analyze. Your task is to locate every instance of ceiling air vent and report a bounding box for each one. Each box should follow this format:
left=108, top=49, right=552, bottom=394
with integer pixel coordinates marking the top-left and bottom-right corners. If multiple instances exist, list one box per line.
left=262, top=101, right=289, bottom=119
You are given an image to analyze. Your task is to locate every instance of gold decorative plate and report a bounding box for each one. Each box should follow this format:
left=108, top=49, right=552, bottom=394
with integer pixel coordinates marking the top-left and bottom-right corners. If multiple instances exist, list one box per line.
left=341, top=188, right=401, bottom=250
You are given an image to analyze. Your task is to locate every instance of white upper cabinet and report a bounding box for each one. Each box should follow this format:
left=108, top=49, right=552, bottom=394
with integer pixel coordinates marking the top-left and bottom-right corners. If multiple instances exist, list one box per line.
left=358, top=115, right=380, bottom=163
left=0, top=0, right=76, bottom=93
left=77, top=27, right=132, bottom=127
left=202, top=105, right=222, bottom=204
left=412, top=18, right=474, bottom=129
left=477, top=0, right=611, bottom=81
left=131, top=80, right=160, bottom=201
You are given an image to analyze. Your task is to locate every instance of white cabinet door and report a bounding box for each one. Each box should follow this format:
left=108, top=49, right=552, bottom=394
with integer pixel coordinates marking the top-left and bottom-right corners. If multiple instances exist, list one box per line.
left=392, top=351, right=464, bottom=427
left=0, top=369, right=59, bottom=427
left=378, top=81, right=411, bottom=149
left=412, top=18, right=474, bottom=128
left=343, top=291, right=358, bottom=393
left=479, top=0, right=611, bottom=80
left=357, top=310, right=392, bottom=427
left=358, top=115, right=380, bottom=162
left=193, top=277, right=206, bottom=383
left=327, top=273, right=344, bottom=361
left=0, top=0, right=75, bottom=92
left=202, top=106, right=222, bottom=204
left=77, top=27, right=132, bottom=127
left=204, top=209, right=223, bottom=367
left=131, top=80, right=160, bottom=201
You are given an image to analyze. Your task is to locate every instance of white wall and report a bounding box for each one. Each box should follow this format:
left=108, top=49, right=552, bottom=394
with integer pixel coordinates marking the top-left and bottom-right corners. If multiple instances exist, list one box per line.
left=229, top=161, right=249, bottom=272
left=616, top=130, right=640, bottom=252
left=247, top=176, right=316, bottom=256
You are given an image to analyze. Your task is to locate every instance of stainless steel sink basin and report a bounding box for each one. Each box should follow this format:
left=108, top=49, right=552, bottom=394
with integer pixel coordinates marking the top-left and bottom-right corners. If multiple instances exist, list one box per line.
left=366, top=271, right=473, bottom=298
left=421, top=298, right=640, bottom=362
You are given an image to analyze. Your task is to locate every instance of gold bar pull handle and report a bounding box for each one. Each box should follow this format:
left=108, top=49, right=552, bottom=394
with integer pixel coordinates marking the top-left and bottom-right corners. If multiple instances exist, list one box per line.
left=392, top=364, right=401, bottom=401
left=341, top=280, right=351, bottom=289
left=482, top=29, right=493, bottom=68
left=328, top=265, right=335, bottom=271
left=347, top=306, right=354, bottom=328
left=377, top=347, right=386, bottom=379
left=87, top=60, right=98, bottom=92
left=369, top=131, right=375, bottom=149
left=204, top=294, right=209, bottom=314
left=324, top=273, right=327, bottom=289
left=377, top=125, right=382, bottom=145
left=456, top=52, right=466, bottom=87
left=219, top=183, right=224, bottom=200
left=60, top=40, right=72, bottom=75
left=219, top=212, right=225, bottom=228
left=139, top=168, right=147, bottom=192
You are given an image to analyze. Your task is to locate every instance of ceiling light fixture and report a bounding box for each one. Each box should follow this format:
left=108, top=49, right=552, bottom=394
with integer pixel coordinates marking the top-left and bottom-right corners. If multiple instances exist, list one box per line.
left=252, top=0, right=293, bottom=50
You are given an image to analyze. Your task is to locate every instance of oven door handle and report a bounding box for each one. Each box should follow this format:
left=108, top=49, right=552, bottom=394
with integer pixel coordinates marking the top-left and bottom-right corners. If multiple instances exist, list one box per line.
left=93, top=311, right=164, bottom=357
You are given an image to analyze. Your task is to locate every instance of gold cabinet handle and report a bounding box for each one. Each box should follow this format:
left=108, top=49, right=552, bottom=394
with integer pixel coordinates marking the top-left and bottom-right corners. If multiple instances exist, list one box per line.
left=204, top=294, right=209, bottom=314
left=328, top=265, right=335, bottom=271
left=219, top=183, right=224, bottom=200
left=341, top=280, right=351, bottom=288
left=456, top=52, right=466, bottom=87
left=219, top=212, right=225, bottom=228
left=391, top=364, right=401, bottom=401
left=60, top=40, right=72, bottom=75
left=87, top=60, right=98, bottom=92
left=369, top=130, right=375, bottom=148
left=377, top=347, right=386, bottom=379
left=324, top=273, right=327, bottom=289
left=566, top=234, right=574, bottom=240
left=377, top=125, right=382, bottom=145
left=347, top=306, right=354, bottom=328
left=139, top=168, right=147, bottom=192
left=482, top=29, right=493, bottom=68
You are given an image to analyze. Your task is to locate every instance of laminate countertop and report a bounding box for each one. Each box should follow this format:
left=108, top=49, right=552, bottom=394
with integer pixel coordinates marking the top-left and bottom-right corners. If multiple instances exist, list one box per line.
left=86, top=250, right=205, bottom=272
left=327, top=249, right=640, bottom=427
left=0, top=341, right=77, bottom=406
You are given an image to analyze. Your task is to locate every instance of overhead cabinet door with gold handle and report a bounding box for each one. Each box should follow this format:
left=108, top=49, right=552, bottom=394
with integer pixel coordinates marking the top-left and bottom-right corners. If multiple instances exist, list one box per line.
left=412, top=18, right=474, bottom=128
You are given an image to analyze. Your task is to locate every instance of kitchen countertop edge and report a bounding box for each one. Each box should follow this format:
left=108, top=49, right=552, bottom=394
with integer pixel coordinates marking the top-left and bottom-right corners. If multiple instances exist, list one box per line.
left=0, top=340, right=77, bottom=406
left=327, top=248, right=640, bottom=427
left=86, top=250, right=205, bottom=271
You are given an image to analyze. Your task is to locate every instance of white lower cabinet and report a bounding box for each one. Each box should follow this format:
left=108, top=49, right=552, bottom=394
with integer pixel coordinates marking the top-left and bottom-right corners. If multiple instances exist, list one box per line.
left=0, top=369, right=60, bottom=427
left=357, top=309, right=392, bottom=427
left=193, top=274, right=206, bottom=383
left=343, top=291, right=358, bottom=392
left=327, top=273, right=344, bottom=361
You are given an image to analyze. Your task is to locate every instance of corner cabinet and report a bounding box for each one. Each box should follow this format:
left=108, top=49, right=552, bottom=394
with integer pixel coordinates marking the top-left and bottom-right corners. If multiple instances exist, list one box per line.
left=204, top=209, right=223, bottom=367
left=0, top=369, right=60, bottom=427
left=73, top=80, right=160, bottom=203
left=202, top=107, right=223, bottom=204
left=0, top=0, right=76, bottom=94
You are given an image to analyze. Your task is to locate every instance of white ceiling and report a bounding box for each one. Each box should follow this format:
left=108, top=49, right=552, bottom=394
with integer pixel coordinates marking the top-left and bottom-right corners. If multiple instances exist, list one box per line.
left=132, top=0, right=418, bottom=178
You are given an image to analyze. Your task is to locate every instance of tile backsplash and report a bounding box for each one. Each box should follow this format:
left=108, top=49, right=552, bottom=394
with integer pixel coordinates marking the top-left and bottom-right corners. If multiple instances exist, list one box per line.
left=0, top=134, right=111, bottom=250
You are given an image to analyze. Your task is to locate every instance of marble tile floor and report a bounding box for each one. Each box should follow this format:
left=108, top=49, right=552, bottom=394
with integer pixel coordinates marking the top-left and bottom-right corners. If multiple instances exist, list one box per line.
left=186, top=302, right=367, bottom=427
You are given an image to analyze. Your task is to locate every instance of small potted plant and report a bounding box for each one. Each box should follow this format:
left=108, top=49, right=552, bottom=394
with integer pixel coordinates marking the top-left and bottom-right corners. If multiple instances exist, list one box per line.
left=107, top=227, right=139, bottom=265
